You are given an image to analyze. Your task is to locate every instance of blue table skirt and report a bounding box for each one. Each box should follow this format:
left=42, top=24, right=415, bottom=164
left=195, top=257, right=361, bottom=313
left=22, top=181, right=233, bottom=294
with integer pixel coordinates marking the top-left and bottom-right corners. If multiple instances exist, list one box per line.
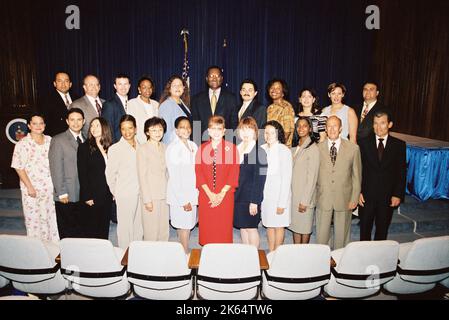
left=406, top=145, right=449, bottom=202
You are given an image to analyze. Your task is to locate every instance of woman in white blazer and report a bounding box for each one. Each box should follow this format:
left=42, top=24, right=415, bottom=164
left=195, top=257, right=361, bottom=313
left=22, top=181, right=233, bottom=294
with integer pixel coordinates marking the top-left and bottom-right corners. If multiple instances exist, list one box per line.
left=127, top=76, right=159, bottom=145
left=166, top=116, right=199, bottom=253
left=106, top=115, right=143, bottom=249
left=290, top=117, right=320, bottom=244
left=158, top=76, right=192, bottom=145
left=261, top=120, right=293, bottom=252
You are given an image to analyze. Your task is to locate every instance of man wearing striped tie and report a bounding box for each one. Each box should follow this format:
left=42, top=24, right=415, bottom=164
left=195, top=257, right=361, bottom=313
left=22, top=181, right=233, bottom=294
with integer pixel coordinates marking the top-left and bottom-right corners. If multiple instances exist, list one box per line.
left=356, top=82, right=389, bottom=140
left=39, top=72, right=78, bottom=136
left=102, top=74, right=131, bottom=143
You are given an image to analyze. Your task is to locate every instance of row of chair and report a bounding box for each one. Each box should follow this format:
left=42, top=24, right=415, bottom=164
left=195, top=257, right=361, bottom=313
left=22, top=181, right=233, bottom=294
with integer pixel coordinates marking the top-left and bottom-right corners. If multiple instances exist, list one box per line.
left=0, top=235, right=448, bottom=300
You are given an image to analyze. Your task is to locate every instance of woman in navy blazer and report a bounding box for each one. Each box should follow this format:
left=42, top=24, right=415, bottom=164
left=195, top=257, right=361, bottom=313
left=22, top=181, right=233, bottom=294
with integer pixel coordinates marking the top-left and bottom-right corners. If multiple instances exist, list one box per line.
left=77, top=117, right=113, bottom=239
left=234, top=117, right=267, bottom=248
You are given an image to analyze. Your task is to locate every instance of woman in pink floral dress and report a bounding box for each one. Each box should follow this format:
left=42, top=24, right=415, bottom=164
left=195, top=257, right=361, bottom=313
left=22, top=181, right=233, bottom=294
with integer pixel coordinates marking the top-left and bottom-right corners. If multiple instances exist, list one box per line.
left=11, top=113, right=59, bottom=241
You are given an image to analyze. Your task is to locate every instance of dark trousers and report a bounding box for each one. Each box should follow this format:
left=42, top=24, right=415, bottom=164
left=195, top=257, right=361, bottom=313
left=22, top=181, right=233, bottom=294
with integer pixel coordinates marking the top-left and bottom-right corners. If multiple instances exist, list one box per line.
left=55, top=201, right=81, bottom=239
left=359, top=201, right=394, bottom=241
left=78, top=199, right=112, bottom=239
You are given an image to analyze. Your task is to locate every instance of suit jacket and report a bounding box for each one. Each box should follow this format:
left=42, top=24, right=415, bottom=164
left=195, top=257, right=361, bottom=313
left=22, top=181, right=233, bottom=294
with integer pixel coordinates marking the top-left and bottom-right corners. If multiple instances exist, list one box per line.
left=291, top=138, right=320, bottom=208
left=234, top=145, right=267, bottom=205
left=70, top=95, right=106, bottom=138
left=355, top=101, right=388, bottom=140
left=359, top=134, right=406, bottom=204
left=39, top=89, right=78, bottom=137
left=238, top=99, right=267, bottom=129
left=159, top=97, right=192, bottom=145
left=49, top=129, right=83, bottom=202
left=77, top=141, right=113, bottom=205
left=191, top=89, right=238, bottom=140
left=316, top=139, right=362, bottom=211
left=137, top=142, right=168, bottom=203
left=102, top=94, right=126, bottom=143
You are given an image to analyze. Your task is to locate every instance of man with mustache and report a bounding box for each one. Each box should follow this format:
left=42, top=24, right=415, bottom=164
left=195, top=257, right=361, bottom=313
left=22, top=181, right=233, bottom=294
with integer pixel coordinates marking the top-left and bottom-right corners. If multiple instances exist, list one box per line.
left=237, top=79, right=267, bottom=129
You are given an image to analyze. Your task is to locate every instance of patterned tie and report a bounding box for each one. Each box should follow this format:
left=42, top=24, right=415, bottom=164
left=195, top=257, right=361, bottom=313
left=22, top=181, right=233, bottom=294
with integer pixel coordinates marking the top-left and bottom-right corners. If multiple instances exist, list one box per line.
left=211, top=91, right=217, bottom=115
left=124, top=98, right=128, bottom=113
left=64, top=94, right=70, bottom=109
left=76, top=136, right=82, bottom=145
left=95, top=99, right=102, bottom=116
left=330, top=142, right=337, bottom=166
left=378, top=138, right=385, bottom=161
left=360, top=104, right=369, bottom=123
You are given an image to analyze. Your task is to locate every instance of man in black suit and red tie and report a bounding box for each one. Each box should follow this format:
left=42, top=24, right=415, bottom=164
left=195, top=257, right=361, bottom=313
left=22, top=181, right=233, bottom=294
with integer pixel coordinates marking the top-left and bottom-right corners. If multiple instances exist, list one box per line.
left=191, top=66, right=238, bottom=141
left=39, top=72, right=78, bottom=136
left=356, top=82, right=389, bottom=140
left=358, top=109, right=406, bottom=241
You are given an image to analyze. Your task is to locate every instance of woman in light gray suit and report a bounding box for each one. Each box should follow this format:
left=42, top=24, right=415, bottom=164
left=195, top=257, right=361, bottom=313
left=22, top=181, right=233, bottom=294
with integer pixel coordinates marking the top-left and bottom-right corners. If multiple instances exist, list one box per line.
left=106, top=115, right=143, bottom=249
left=158, top=76, right=191, bottom=145
left=290, top=117, right=320, bottom=244
left=137, top=117, right=169, bottom=241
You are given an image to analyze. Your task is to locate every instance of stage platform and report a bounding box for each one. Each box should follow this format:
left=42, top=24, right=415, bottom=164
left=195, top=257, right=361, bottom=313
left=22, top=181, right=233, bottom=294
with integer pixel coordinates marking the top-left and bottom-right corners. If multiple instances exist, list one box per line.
left=391, top=132, right=449, bottom=202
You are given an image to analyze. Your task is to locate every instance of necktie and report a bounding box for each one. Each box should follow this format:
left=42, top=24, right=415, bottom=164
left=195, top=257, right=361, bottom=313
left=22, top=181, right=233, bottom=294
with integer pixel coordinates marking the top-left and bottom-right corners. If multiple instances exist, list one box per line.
left=360, top=104, right=369, bottom=123
left=330, top=142, right=337, bottom=166
left=76, top=136, right=82, bottom=145
left=238, top=104, right=247, bottom=120
left=211, top=91, right=217, bottom=115
left=64, top=94, right=70, bottom=109
left=95, top=99, right=102, bottom=116
left=124, top=99, right=128, bottom=113
left=378, top=138, right=385, bottom=161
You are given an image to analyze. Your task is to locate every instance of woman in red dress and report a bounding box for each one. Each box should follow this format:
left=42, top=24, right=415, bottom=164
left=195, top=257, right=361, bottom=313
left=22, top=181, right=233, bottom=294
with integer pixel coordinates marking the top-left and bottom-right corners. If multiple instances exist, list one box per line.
left=195, top=116, right=240, bottom=245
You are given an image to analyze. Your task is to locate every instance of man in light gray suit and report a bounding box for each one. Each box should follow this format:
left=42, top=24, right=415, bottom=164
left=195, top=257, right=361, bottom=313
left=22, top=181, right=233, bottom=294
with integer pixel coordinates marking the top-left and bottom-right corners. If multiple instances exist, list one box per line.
left=316, top=116, right=362, bottom=249
left=49, top=108, right=86, bottom=239
left=70, top=74, right=105, bottom=137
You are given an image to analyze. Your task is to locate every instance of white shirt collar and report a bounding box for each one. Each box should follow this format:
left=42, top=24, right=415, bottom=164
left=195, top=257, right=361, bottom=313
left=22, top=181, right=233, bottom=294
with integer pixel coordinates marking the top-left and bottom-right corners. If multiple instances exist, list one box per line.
left=57, top=90, right=72, bottom=104
left=363, top=100, right=377, bottom=111
left=376, top=134, right=388, bottom=146
left=86, top=95, right=101, bottom=109
left=328, top=137, right=342, bottom=152
left=69, top=129, right=83, bottom=142
left=209, top=87, right=221, bottom=101
left=116, top=93, right=128, bottom=108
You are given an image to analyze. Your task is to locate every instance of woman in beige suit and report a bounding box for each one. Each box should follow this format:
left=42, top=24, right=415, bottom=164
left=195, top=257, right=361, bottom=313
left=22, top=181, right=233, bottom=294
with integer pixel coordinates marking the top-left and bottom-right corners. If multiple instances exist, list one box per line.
left=106, top=115, right=143, bottom=249
left=290, top=117, right=320, bottom=244
left=137, top=117, right=169, bottom=241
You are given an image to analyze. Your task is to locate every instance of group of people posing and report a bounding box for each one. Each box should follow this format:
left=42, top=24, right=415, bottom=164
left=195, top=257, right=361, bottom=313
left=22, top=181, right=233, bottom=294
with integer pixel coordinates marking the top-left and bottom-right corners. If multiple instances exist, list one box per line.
left=11, top=66, right=406, bottom=253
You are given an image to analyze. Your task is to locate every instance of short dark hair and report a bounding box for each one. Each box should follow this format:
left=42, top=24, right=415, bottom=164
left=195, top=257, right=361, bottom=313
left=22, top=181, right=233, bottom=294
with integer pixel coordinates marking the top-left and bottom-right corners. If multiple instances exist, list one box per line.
left=137, top=76, right=155, bottom=89
left=240, top=79, right=258, bottom=92
left=27, top=113, right=45, bottom=125
left=292, top=116, right=316, bottom=148
left=263, top=120, right=286, bottom=145
left=174, top=116, right=191, bottom=129
left=67, top=108, right=84, bottom=119
left=114, top=74, right=130, bottom=84
left=266, top=79, right=289, bottom=103
left=54, top=72, right=70, bottom=81
left=374, top=108, right=393, bottom=123
left=364, top=81, right=379, bottom=90
left=144, top=117, right=167, bottom=139
left=327, top=82, right=347, bottom=95
left=120, top=114, right=136, bottom=128
left=205, top=66, right=223, bottom=78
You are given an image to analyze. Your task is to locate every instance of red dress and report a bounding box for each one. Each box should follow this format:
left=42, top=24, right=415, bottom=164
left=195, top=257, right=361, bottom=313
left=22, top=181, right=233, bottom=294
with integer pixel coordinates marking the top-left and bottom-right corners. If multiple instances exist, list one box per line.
left=195, top=140, right=240, bottom=246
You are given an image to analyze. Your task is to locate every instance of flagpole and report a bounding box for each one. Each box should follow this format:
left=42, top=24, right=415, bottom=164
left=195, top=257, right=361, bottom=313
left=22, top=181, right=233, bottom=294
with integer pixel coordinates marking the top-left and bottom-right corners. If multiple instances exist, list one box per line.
left=181, top=28, right=190, bottom=88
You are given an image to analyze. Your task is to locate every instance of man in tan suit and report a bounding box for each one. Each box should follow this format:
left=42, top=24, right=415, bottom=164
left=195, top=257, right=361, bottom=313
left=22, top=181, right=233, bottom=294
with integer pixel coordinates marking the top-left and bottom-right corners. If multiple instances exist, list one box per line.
left=316, top=116, right=362, bottom=249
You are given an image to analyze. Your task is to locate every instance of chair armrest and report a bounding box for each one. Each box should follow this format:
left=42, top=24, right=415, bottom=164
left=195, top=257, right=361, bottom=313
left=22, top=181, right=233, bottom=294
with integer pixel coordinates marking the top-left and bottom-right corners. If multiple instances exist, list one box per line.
left=121, top=248, right=129, bottom=266
left=188, top=249, right=201, bottom=269
left=258, top=250, right=269, bottom=270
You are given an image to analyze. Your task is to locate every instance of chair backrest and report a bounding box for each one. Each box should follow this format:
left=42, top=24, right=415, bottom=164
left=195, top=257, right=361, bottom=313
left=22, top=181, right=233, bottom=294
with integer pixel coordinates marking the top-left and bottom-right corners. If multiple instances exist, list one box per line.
left=335, top=241, right=399, bottom=288
left=267, top=244, right=331, bottom=290
left=59, top=238, right=125, bottom=287
left=400, top=236, right=449, bottom=283
left=0, top=235, right=58, bottom=284
left=127, top=241, right=191, bottom=289
left=197, top=244, right=261, bottom=296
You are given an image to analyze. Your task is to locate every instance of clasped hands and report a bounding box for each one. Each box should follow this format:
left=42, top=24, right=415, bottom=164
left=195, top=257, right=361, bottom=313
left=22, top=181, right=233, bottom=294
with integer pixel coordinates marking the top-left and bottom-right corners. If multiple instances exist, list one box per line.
left=208, top=190, right=226, bottom=208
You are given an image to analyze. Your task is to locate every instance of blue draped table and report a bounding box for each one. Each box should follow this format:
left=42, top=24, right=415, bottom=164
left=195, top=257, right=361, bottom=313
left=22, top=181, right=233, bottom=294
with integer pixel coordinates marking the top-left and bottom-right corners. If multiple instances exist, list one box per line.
left=405, top=145, right=449, bottom=202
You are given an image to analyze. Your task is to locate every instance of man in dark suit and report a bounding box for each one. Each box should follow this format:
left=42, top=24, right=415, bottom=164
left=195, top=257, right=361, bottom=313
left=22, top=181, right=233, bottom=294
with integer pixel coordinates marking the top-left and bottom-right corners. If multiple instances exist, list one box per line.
left=238, top=79, right=267, bottom=129
left=70, top=75, right=106, bottom=138
left=49, top=108, right=86, bottom=239
left=102, top=74, right=131, bottom=143
left=358, top=109, right=406, bottom=241
left=355, top=82, right=389, bottom=140
left=39, top=72, right=78, bottom=136
left=191, top=66, right=238, bottom=142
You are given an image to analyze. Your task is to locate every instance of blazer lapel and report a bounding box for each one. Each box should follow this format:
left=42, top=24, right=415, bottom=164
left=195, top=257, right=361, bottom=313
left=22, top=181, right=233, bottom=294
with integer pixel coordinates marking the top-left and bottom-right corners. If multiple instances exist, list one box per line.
left=242, top=100, right=256, bottom=118
left=65, top=130, right=78, bottom=151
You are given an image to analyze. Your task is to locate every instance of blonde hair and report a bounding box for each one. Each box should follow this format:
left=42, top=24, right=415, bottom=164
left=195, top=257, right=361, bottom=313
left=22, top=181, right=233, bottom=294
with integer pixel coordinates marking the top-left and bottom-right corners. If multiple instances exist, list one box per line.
left=237, top=117, right=259, bottom=140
